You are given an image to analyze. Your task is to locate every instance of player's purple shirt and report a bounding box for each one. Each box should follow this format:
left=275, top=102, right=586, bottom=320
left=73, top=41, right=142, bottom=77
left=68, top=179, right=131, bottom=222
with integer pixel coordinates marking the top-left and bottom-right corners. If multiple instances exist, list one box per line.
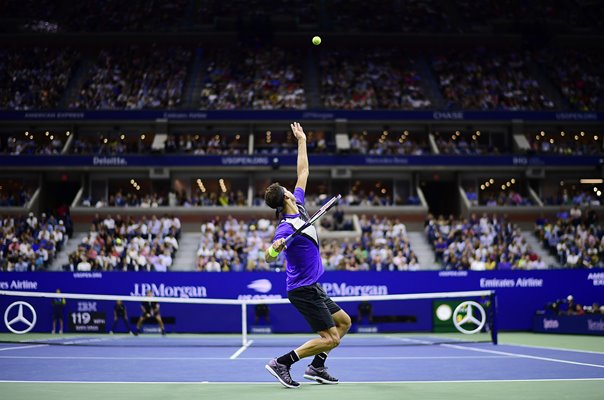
left=273, top=187, right=324, bottom=291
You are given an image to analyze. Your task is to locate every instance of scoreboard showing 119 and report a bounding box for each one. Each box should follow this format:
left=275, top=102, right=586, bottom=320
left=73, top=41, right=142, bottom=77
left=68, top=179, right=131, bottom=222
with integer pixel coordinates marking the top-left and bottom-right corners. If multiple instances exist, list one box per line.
left=68, top=301, right=107, bottom=332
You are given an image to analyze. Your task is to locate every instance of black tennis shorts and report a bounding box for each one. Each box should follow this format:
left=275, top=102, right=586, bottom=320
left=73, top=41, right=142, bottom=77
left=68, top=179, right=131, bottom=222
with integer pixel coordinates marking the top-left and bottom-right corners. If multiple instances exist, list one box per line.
left=287, top=283, right=342, bottom=332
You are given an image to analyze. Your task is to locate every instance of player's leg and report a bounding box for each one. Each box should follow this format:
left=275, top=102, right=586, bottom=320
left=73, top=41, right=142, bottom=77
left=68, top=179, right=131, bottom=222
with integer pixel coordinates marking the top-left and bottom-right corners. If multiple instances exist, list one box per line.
left=155, top=315, right=166, bottom=335
left=296, top=326, right=342, bottom=357
left=301, top=309, right=349, bottom=384
left=265, top=328, right=339, bottom=389
left=134, top=315, right=145, bottom=335
left=332, top=309, right=352, bottom=338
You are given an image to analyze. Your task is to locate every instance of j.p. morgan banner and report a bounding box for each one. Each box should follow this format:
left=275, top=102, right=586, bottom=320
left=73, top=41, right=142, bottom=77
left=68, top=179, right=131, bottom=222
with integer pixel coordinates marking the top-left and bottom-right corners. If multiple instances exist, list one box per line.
left=0, top=270, right=602, bottom=333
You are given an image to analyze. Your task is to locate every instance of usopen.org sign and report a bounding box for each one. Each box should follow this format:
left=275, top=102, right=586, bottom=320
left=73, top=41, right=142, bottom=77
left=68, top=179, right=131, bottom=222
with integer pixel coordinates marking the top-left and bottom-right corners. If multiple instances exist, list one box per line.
left=130, top=283, right=207, bottom=298
left=322, top=282, right=388, bottom=297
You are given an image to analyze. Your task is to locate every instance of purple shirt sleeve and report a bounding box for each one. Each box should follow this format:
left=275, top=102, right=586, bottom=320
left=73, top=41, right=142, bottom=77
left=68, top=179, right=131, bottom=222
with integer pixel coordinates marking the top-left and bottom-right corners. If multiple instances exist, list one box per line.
left=273, top=222, right=294, bottom=241
left=294, top=187, right=305, bottom=205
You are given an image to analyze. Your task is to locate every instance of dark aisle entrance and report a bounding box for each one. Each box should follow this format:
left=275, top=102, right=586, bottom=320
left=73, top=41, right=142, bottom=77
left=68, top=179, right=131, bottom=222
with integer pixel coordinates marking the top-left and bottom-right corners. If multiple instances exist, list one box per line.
left=420, top=179, right=460, bottom=217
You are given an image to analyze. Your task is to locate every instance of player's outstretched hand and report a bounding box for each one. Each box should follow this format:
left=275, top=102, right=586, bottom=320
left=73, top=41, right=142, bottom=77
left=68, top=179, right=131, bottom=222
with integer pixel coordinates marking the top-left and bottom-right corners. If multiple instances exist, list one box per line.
left=291, top=122, right=306, bottom=142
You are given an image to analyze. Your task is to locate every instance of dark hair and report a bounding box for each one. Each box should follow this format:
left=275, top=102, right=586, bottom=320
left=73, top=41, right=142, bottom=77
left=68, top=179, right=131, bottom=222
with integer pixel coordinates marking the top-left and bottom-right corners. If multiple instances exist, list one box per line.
left=265, top=183, right=285, bottom=218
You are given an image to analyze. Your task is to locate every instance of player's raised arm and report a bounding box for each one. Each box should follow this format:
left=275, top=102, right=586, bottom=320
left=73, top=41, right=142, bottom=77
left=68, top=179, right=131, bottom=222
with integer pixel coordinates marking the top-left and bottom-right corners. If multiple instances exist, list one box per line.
left=291, top=122, right=308, bottom=192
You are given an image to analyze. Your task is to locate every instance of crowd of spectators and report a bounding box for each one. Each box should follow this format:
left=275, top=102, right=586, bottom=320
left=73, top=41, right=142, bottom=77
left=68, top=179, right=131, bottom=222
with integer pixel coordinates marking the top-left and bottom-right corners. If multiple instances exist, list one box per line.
left=543, top=187, right=602, bottom=207
left=0, top=47, right=79, bottom=110
left=2, top=133, right=65, bottom=155
left=0, top=184, right=34, bottom=207
left=196, top=216, right=273, bottom=272
left=322, top=215, right=418, bottom=271
left=327, top=0, right=453, bottom=33
left=426, top=213, right=545, bottom=270
left=0, top=213, right=69, bottom=271
left=528, top=131, right=602, bottom=155
left=1, top=0, right=188, bottom=33
left=194, top=0, right=316, bottom=26
left=71, top=134, right=152, bottom=154
left=481, top=190, right=533, bottom=206
left=434, top=131, right=501, bottom=155
left=70, top=46, right=191, bottom=110
left=63, top=214, right=180, bottom=272
left=254, top=130, right=332, bottom=155
left=195, top=215, right=418, bottom=272
left=535, top=207, right=602, bottom=268
left=536, top=49, right=603, bottom=111
left=431, top=49, right=555, bottom=111
left=543, top=295, right=603, bottom=317
left=83, top=189, right=248, bottom=208
left=180, top=190, right=248, bottom=207
left=347, top=131, right=429, bottom=155
left=164, top=134, right=247, bottom=155
left=320, top=49, right=431, bottom=110
left=199, top=47, right=306, bottom=110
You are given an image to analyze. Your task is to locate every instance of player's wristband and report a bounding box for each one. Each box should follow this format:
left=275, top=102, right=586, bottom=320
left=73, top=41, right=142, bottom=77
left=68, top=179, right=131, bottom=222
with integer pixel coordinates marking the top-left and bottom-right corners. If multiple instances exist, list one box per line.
left=267, top=246, right=279, bottom=258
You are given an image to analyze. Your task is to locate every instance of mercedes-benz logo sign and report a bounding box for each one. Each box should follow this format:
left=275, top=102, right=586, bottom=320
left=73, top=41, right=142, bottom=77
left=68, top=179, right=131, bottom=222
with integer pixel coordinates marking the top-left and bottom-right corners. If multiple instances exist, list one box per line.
left=4, top=301, right=37, bottom=334
left=452, top=300, right=486, bottom=335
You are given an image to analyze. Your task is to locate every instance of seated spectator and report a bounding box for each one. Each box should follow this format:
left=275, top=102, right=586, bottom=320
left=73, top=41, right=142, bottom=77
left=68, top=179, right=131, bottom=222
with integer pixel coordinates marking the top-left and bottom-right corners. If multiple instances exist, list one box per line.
left=536, top=211, right=604, bottom=268
left=65, top=214, right=180, bottom=272
left=2, top=132, right=66, bottom=155
left=426, top=213, right=541, bottom=271
left=327, top=0, right=453, bottom=33
left=528, top=131, right=602, bottom=156
left=0, top=47, right=79, bottom=110
left=536, top=49, right=604, bottom=112
left=199, top=46, right=306, bottom=110
left=432, top=49, right=554, bottom=111
left=70, top=46, right=191, bottom=110
left=0, top=213, right=69, bottom=271
left=320, top=49, right=431, bottom=110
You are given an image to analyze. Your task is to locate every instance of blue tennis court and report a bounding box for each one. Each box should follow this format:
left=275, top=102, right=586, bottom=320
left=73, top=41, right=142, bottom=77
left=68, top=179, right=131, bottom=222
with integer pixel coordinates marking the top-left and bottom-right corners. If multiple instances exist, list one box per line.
left=1, top=333, right=603, bottom=383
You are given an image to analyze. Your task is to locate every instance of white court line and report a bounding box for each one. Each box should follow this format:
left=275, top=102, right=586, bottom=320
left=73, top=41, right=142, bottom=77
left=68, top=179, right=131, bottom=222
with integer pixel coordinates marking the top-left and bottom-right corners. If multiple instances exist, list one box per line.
left=422, top=335, right=604, bottom=356
left=229, top=340, right=254, bottom=360
left=442, top=343, right=604, bottom=370
left=0, top=345, right=48, bottom=352
left=0, top=378, right=603, bottom=385
left=384, top=336, right=434, bottom=345
left=500, top=342, right=604, bottom=355
left=0, top=355, right=510, bottom=361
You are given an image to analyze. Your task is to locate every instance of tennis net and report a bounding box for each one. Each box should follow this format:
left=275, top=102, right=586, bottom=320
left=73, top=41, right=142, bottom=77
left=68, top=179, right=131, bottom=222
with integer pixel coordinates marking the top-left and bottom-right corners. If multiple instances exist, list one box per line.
left=0, top=289, right=497, bottom=347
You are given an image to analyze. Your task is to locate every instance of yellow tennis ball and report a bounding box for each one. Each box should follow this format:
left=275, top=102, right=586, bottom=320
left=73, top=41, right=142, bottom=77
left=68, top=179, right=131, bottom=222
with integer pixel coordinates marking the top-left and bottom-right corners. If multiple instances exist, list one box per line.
left=312, top=36, right=321, bottom=46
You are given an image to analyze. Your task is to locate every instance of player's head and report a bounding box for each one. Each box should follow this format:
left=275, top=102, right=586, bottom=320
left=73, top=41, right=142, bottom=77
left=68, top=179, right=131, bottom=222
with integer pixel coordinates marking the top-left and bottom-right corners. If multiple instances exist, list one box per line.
left=265, top=182, right=295, bottom=217
left=146, top=290, right=153, bottom=297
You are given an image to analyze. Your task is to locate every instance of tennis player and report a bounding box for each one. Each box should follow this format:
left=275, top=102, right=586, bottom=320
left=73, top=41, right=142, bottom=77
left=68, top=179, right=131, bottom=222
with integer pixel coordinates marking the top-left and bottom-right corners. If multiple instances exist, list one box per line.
left=264, top=122, right=352, bottom=388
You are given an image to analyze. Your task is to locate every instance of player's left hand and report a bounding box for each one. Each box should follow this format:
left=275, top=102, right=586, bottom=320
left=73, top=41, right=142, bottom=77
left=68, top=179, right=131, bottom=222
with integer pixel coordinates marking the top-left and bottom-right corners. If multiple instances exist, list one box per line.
left=291, top=122, right=306, bottom=142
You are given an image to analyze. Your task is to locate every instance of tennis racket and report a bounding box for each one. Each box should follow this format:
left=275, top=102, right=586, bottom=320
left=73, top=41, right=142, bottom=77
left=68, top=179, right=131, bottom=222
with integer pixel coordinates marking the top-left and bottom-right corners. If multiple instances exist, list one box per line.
left=284, top=194, right=341, bottom=246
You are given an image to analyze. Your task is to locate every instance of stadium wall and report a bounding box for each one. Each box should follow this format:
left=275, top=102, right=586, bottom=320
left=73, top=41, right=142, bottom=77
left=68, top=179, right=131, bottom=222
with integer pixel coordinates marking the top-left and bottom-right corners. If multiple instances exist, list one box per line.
left=1, top=270, right=602, bottom=334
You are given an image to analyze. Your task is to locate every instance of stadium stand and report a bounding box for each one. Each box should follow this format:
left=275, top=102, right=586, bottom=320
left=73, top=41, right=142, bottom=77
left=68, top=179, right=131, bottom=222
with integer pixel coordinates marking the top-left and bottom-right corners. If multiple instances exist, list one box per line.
left=0, top=47, right=79, bottom=110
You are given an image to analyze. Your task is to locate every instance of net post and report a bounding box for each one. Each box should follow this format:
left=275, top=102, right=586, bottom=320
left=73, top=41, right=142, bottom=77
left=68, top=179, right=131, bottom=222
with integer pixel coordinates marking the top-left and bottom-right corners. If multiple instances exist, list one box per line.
left=490, top=290, right=498, bottom=345
left=241, top=302, right=248, bottom=346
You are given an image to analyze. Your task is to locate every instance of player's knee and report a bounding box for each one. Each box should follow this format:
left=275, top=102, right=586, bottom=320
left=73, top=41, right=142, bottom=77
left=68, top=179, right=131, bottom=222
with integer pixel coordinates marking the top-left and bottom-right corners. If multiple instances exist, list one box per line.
left=341, top=314, right=352, bottom=330
left=327, top=334, right=341, bottom=348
